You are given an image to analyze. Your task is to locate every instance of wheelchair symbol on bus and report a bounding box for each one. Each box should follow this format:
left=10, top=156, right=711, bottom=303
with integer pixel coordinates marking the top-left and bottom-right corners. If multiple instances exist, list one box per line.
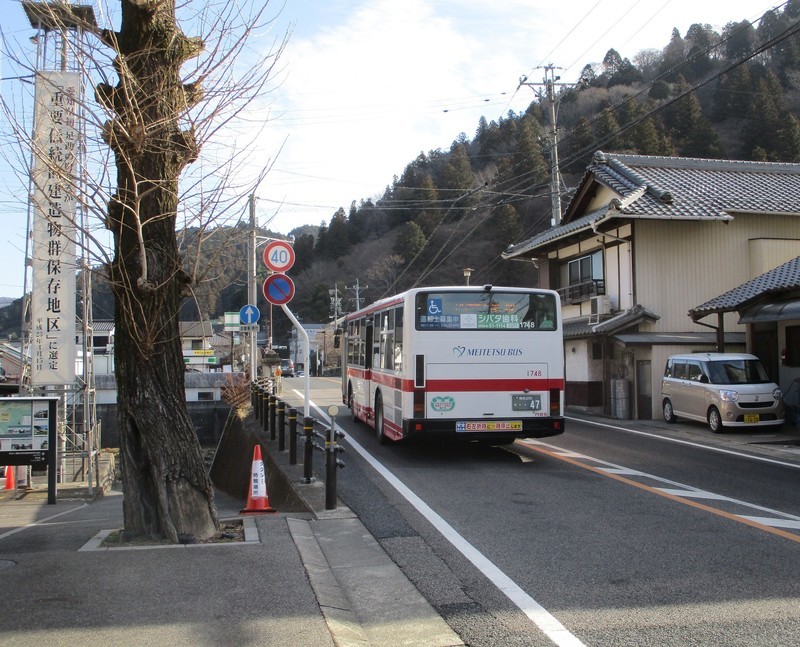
left=427, top=299, right=442, bottom=315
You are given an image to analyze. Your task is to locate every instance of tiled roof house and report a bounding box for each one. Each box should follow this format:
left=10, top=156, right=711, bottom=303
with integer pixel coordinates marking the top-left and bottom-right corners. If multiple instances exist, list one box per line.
left=690, top=256, right=800, bottom=394
left=503, top=151, right=800, bottom=420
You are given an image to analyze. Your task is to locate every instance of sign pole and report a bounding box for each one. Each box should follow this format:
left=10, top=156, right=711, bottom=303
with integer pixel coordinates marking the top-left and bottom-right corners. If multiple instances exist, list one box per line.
left=249, top=195, right=257, bottom=378
left=281, top=304, right=310, bottom=417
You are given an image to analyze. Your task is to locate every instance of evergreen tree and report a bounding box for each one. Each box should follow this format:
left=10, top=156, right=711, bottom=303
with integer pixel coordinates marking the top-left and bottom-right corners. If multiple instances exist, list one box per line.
left=659, top=28, right=687, bottom=81
left=778, top=114, right=800, bottom=162
left=622, top=99, right=673, bottom=156
left=563, top=116, right=595, bottom=174
left=347, top=202, right=362, bottom=244
left=712, top=64, right=752, bottom=122
left=324, top=208, right=351, bottom=259
left=440, top=143, right=476, bottom=208
left=743, top=78, right=782, bottom=158
left=292, top=233, right=315, bottom=274
left=602, top=48, right=623, bottom=77
left=667, top=82, right=724, bottom=158
left=394, top=221, right=426, bottom=265
left=579, top=64, right=597, bottom=87
left=515, top=115, right=548, bottom=195
left=594, top=106, right=622, bottom=151
left=607, top=58, right=643, bottom=87
left=492, top=203, right=522, bottom=246
left=649, top=80, right=670, bottom=101
left=724, top=20, right=756, bottom=60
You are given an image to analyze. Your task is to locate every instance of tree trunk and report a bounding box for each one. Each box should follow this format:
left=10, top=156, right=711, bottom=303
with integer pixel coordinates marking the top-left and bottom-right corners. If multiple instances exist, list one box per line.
left=100, top=0, right=217, bottom=541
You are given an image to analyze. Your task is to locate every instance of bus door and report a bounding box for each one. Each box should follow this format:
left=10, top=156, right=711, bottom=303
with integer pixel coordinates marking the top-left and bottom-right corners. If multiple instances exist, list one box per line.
left=364, top=318, right=374, bottom=370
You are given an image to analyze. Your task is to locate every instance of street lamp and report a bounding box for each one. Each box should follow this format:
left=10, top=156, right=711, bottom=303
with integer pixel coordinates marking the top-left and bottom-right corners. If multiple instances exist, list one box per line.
left=462, top=267, right=474, bottom=285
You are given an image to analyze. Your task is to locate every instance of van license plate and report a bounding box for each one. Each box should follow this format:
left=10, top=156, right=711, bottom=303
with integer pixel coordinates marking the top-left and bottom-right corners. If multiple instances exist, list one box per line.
left=744, top=414, right=760, bottom=424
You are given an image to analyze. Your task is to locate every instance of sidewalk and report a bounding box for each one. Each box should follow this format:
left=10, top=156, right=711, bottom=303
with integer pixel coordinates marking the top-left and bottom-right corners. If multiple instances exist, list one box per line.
left=0, top=445, right=462, bottom=647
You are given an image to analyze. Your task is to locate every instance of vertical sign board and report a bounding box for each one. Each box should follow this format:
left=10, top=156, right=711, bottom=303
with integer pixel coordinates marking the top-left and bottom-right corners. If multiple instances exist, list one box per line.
left=30, top=71, right=79, bottom=386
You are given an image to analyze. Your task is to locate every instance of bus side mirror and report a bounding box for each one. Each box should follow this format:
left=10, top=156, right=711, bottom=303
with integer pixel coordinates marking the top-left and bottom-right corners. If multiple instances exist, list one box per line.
left=333, top=330, right=341, bottom=349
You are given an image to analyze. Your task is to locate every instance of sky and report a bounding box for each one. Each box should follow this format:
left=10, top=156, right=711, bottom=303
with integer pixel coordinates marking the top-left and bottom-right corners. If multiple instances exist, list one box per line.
left=0, top=0, right=781, bottom=300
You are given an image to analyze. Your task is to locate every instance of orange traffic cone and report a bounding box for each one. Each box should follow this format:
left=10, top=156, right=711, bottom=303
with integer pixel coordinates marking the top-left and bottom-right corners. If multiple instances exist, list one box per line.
left=4, top=466, right=14, bottom=490
left=240, top=445, right=276, bottom=514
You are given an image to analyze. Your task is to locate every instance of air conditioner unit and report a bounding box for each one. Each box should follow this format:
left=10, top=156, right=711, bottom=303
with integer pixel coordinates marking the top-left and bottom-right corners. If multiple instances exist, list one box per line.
left=589, top=295, right=611, bottom=324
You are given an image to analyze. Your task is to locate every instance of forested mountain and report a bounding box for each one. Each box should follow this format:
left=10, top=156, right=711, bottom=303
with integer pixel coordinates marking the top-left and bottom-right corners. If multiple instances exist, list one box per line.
left=2, top=2, right=800, bottom=343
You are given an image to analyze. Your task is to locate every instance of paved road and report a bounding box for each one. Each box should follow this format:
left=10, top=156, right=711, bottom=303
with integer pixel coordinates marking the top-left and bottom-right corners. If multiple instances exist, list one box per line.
left=283, top=376, right=800, bottom=646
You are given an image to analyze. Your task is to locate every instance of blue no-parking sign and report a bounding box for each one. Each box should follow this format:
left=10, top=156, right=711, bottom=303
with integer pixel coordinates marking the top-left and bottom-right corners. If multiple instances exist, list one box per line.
left=262, top=273, right=295, bottom=305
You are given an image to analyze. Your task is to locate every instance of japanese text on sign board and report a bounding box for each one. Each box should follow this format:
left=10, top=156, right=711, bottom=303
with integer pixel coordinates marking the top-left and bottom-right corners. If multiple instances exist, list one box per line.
left=31, top=72, right=79, bottom=385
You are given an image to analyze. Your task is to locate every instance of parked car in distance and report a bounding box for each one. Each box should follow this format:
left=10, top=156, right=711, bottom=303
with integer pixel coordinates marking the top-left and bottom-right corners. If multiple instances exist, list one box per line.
left=662, top=353, right=784, bottom=433
left=280, top=359, right=295, bottom=377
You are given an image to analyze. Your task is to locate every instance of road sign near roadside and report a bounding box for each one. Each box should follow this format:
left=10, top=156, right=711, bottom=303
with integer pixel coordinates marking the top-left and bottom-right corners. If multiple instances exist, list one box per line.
left=224, top=311, right=240, bottom=332
left=240, top=304, right=260, bottom=325
left=263, top=273, right=295, bottom=305
left=263, top=240, right=295, bottom=273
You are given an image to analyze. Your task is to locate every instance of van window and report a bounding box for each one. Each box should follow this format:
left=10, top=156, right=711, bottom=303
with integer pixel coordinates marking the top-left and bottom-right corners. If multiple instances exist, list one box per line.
left=672, top=361, right=687, bottom=379
left=706, top=359, right=771, bottom=385
left=686, top=361, right=703, bottom=381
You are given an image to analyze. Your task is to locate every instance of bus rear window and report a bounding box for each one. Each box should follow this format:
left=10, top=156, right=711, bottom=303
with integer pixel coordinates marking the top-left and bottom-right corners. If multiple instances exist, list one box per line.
left=415, top=291, right=557, bottom=331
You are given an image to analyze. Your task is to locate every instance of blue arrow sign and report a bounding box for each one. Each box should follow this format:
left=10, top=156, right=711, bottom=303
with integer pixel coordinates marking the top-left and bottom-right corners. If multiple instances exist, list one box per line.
left=240, top=304, right=261, bottom=325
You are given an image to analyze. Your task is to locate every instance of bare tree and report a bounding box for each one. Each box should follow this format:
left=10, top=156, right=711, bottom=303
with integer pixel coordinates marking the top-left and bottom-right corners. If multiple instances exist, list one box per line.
left=2, top=0, right=288, bottom=541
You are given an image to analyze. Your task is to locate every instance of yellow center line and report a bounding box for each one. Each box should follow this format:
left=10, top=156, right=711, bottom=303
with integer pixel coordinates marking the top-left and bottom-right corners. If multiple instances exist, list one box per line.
left=524, top=442, right=800, bottom=545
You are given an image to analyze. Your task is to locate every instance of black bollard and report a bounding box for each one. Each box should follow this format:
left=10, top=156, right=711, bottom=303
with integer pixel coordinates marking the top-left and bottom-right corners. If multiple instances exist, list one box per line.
left=277, top=400, right=286, bottom=451
left=302, top=416, right=314, bottom=483
left=261, top=389, right=269, bottom=433
left=269, top=395, right=277, bottom=441
left=288, top=408, right=298, bottom=465
left=325, top=423, right=337, bottom=510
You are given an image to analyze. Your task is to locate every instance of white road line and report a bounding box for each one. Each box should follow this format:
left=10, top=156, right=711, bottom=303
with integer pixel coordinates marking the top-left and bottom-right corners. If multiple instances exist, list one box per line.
left=739, top=516, right=800, bottom=530
left=0, top=504, right=87, bottom=540
left=599, top=467, right=644, bottom=476
left=307, top=398, right=585, bottom=647
left=656, top=488, right=729, bottom=500
left=566, top=416, right=800, bottom=470
left=528, top=439, right=800, bottom=526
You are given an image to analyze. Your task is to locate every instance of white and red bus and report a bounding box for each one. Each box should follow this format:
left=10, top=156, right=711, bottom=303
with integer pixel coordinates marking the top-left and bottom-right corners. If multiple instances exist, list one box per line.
left=339, top=285, right=565, bottom=443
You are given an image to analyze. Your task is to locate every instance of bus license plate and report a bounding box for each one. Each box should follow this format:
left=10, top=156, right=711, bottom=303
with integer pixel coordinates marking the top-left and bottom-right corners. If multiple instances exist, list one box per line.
left=512, top=394, right=542, bottom=411
left=744, top=414, right=760, bottom=424
left=456, top=421, right=522, bottom=432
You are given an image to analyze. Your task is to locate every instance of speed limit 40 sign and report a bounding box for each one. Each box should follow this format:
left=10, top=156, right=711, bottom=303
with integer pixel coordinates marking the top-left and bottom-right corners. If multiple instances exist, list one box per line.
left=263, top=240, right=295, bottom=272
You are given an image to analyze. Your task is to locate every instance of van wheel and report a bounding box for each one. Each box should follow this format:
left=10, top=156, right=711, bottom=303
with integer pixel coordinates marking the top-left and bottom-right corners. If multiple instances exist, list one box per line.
left=708, top=406, right=723, bottom=433
left=375, top=393, right=387, bottom=444
left=663, top=399, right=677, bottom=424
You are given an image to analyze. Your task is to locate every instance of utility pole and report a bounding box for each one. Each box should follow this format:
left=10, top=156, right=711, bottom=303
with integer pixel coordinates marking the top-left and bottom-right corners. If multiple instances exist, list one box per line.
left=518, top=65, right=573, bottom=227
left=329, top=285, right=343, bottom=320
left=346, top=279, right=367, bottom=311
left=248, top=193, right=258, bottom=377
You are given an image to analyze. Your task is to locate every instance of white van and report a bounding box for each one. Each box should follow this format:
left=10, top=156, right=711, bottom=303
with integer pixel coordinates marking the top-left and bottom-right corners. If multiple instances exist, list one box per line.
left=662, top=353, right=784, bottom=433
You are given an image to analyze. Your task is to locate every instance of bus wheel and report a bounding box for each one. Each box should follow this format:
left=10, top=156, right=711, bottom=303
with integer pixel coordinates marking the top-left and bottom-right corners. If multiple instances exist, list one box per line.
left=375, top=393, right=387, bottom=445
left=348, top=385, right=358, bottom=423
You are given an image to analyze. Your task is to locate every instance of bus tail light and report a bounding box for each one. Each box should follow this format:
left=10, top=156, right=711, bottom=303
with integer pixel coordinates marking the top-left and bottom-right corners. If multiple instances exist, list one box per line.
left=549, top=389, right=561, bottom=416
left=413, top=389, right=425, bottom=417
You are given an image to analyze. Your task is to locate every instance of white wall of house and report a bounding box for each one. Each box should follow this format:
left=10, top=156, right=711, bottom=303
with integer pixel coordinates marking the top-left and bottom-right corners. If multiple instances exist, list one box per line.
left=565, top=340, right=592, bottom=381
left=634, top=215, right=800, bottom=333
